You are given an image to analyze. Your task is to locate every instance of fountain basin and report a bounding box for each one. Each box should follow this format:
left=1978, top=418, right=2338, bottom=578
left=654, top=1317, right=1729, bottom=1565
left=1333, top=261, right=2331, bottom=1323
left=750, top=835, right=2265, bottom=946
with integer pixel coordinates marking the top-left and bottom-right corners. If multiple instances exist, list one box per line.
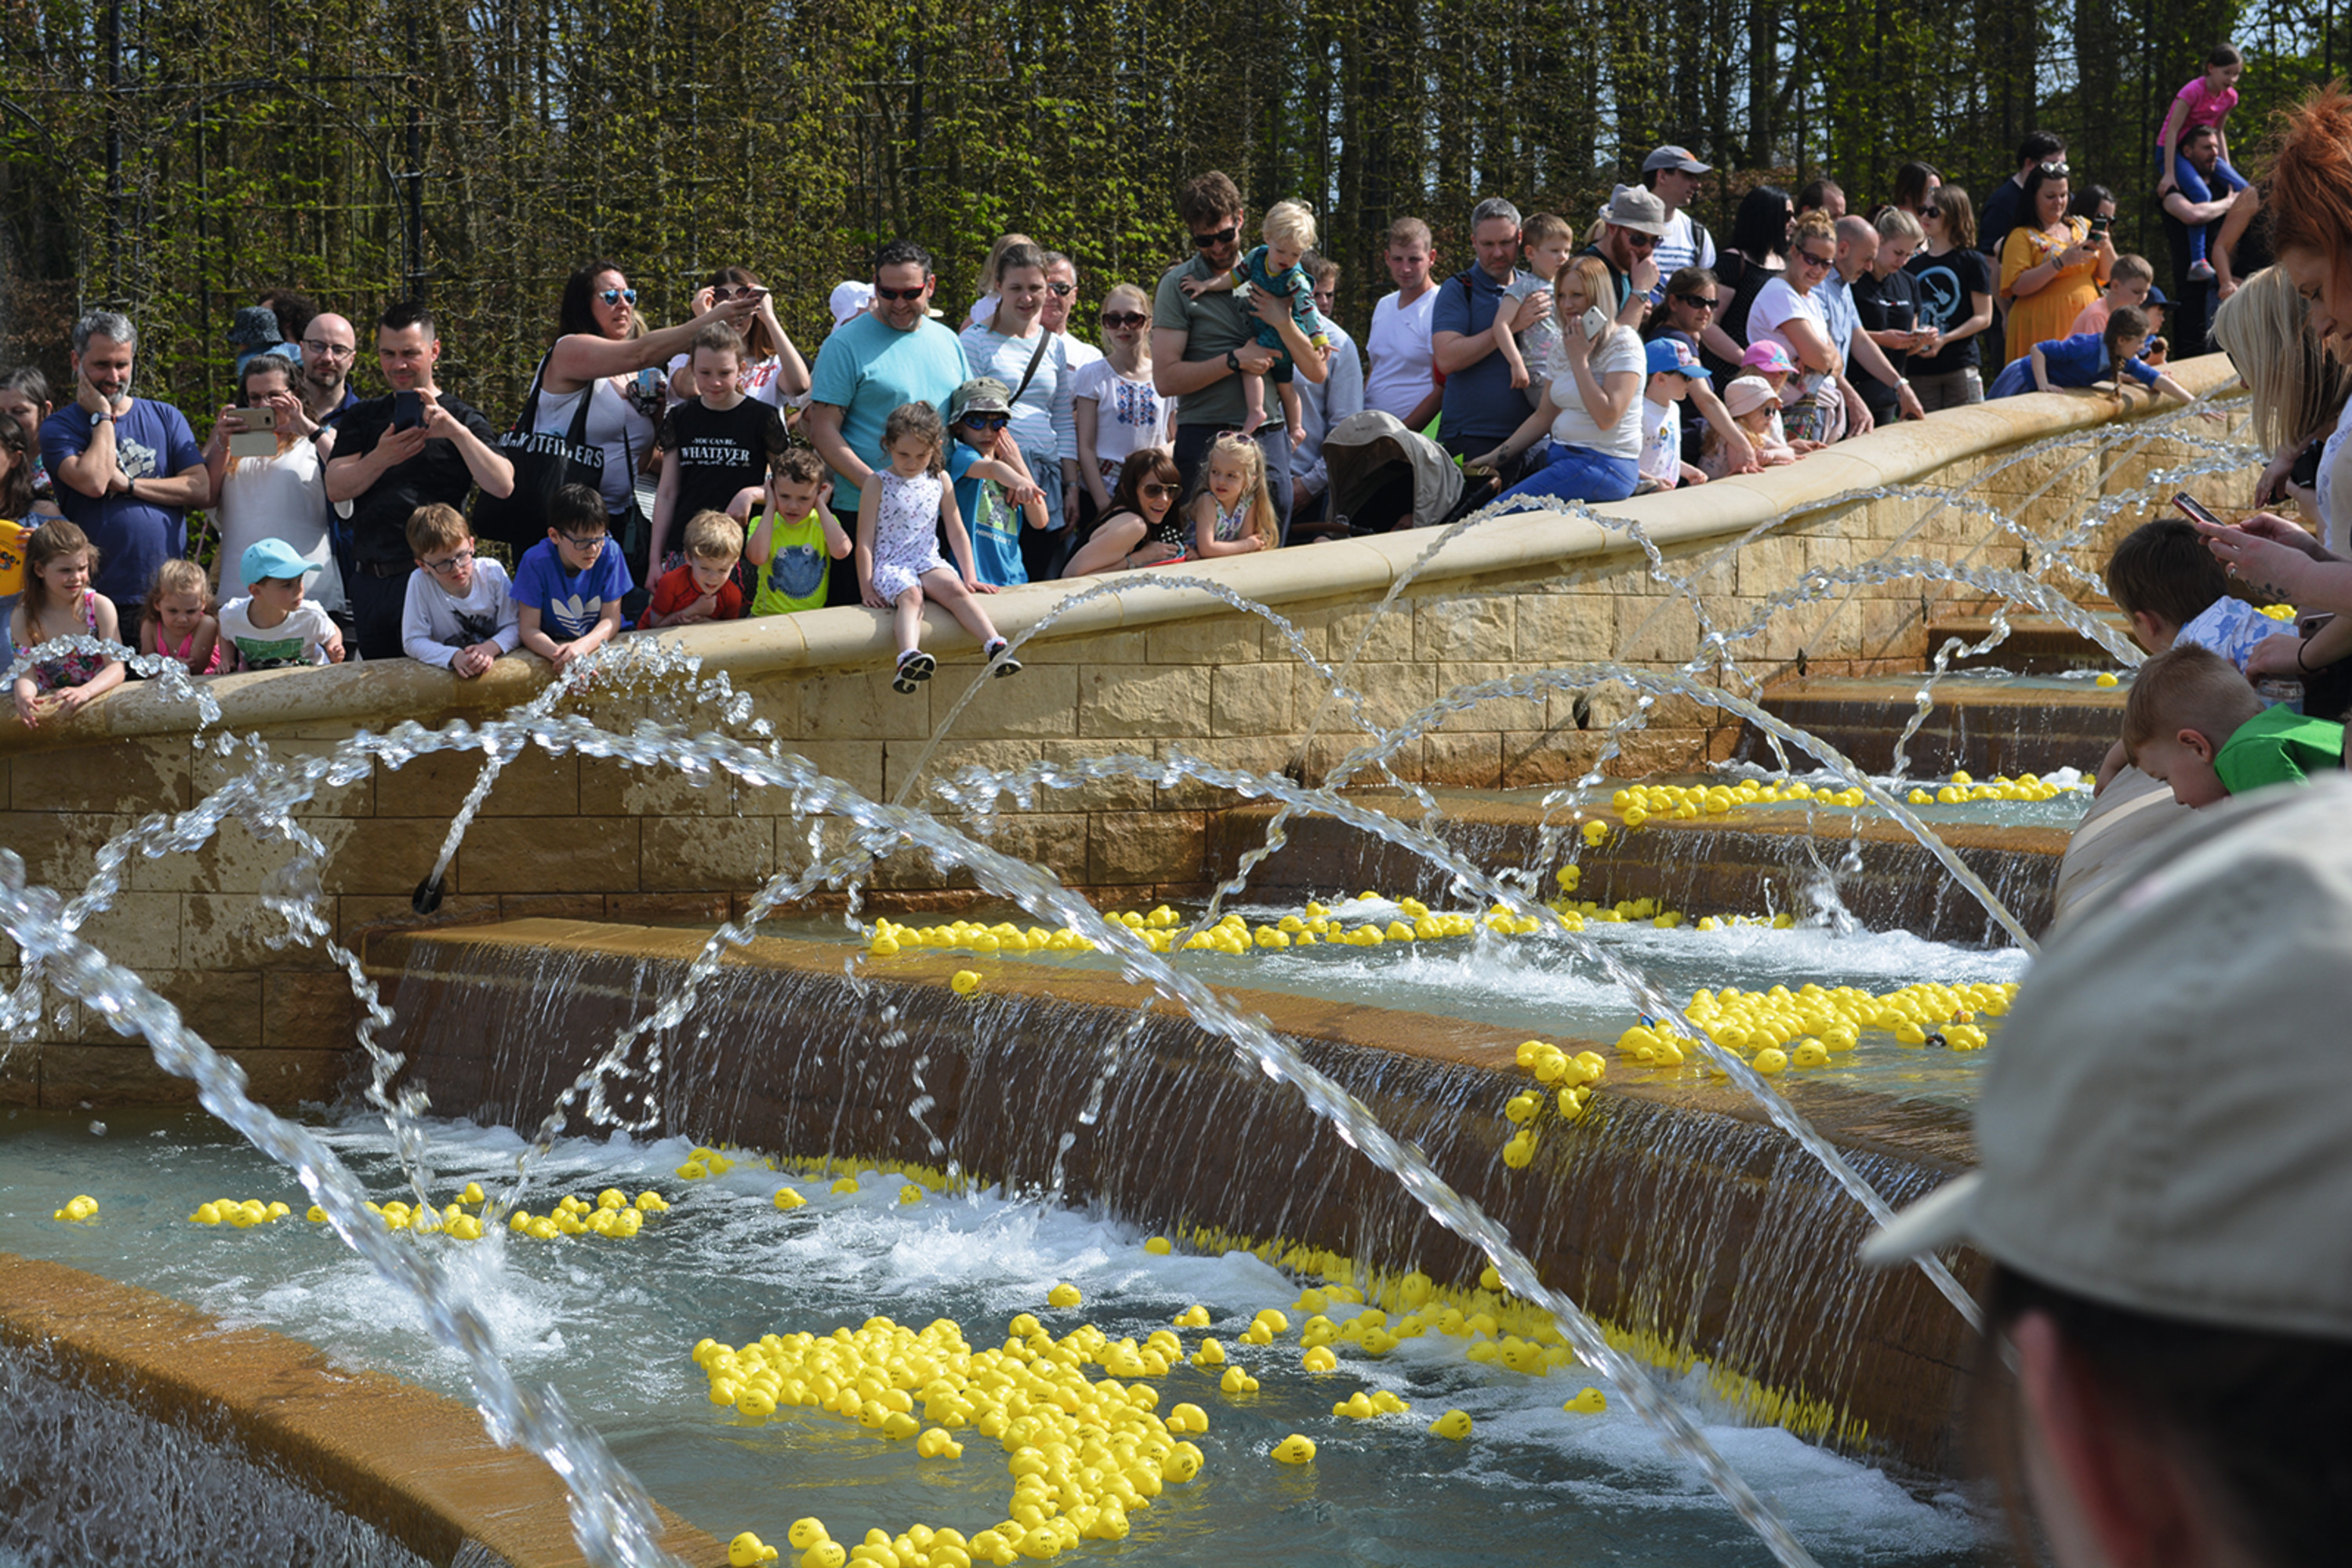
left=355, top=918, right=1987, bottom=1473
left=0, top=1250, right=724, bottom=1566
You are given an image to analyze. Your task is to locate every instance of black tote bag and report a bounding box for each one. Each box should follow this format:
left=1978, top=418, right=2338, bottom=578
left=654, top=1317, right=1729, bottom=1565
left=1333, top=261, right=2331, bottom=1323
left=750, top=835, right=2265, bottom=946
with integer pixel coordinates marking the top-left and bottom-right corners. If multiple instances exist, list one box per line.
left=470, top=354, right=608, bottom=550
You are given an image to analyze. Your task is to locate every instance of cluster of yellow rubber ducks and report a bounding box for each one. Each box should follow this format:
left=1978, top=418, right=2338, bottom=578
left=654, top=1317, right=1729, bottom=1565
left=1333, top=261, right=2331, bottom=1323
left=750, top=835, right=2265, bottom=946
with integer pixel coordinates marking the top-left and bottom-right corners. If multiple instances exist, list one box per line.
left=1602, top=776, right=1869, bottom=827
left=188, top=1197, right=296, bottom=1228
left=865, top=920, right=1102, bottom=960
left=866, top=895, right=1555, bottom=962
left=1902, top=769, right=2076, bottom=806
left=503, top=1187, right=670, bottom=1241
left=697, top=1307, right=1207, bottom=1567
left=50, top=1194, right=98, bottom=1222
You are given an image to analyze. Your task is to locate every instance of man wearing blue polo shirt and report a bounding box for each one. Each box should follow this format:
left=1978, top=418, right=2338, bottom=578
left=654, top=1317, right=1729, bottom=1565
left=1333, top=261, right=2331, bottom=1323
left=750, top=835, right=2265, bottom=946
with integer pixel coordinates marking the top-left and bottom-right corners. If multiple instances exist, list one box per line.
left=805, top=238, right=972, bottom=607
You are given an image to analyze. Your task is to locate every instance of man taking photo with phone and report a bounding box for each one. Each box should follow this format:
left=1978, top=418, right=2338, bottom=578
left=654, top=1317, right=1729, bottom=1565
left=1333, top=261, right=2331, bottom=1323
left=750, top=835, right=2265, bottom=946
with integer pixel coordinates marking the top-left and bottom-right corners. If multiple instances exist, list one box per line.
left=325, top=300, right=514, bottom=660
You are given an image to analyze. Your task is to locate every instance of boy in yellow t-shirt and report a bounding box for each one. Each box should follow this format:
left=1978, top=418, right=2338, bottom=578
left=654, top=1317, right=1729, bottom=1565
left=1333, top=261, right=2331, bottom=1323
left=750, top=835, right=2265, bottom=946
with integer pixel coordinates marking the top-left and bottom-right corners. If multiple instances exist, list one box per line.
left=739, top=448, right=849, bottom=617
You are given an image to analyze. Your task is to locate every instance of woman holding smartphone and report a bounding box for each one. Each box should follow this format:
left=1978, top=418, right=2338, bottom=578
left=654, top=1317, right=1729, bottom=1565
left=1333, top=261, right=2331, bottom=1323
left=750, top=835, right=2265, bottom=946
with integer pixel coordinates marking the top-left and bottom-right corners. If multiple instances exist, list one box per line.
left=201, top=352, right=341, bottom=615
left=1472, top=258, right=1647, bottom=503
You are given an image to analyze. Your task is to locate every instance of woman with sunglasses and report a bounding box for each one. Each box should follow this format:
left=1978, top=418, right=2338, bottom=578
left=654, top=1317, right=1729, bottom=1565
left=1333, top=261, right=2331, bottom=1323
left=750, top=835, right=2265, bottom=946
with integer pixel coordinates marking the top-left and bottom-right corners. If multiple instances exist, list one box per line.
left=1073, top=284, right=1174, bottom=524
left=1904, top=186, right=1995, bottom=410
left=1744, top=211, right=1849, bottom=444
left=1700, top=186, right=1796, bottom=385
left=2002, top=162, right=2114, bottom=362
left=663, top=266, right=810, bottom=411
left=535, top=260, right=757, bottom=579
left=958, top=242, right=1081, bottom=583
left=1062, top=448, right=1188, bottom=577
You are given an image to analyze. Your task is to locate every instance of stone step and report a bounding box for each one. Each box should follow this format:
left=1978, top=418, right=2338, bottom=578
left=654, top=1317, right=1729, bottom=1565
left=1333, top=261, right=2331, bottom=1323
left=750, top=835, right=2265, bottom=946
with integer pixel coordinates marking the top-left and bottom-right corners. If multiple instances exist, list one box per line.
left=1744, top=673, right=2122, bottom=779
left=1922, top=610, right=2135, bottom=673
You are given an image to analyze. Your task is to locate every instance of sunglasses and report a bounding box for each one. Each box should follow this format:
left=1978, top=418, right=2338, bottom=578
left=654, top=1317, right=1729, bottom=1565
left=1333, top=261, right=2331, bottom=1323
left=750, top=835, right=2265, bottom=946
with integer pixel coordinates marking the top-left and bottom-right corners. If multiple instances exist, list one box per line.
left=1139, top=482, right=1178, bottom=499
left=711, top=285, right=758, bottom=300
left=1921, top=205, right=1943, bottom=218
left=1045, top=282, right=1075, bottom=296
left=2038, top=160, right=2069, bottom=176
left=597, top=288, right=638, bottom=306
left=960, top=412, right=1010, bottom=430
left=1100, top=311, right=1149, bottom=328
left=873, top=283, right=927, bottom=301
left=422, top=550, right=476, bottom=575
left=1796, top=249, right=1835, bottom=270
left=1675, top=292, right=1719, bottom=310
left=1192, top=225, right=1240, bottom=249
left=1624, top=232, right=1659, bottom=251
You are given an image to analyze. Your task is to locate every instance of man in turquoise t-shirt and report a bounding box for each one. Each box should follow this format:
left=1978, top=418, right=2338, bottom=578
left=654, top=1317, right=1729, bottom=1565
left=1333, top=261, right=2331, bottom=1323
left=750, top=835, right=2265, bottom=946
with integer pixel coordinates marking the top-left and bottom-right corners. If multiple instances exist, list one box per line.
left=805, top=238, right=971, bottom=607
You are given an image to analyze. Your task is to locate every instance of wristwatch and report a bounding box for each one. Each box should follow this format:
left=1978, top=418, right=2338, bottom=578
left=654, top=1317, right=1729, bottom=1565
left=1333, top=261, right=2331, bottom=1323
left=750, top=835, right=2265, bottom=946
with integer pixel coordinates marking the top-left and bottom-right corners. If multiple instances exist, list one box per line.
left=1225, top=350, right=1241, bottom=373
left=89, top=407, right=113, bottom=428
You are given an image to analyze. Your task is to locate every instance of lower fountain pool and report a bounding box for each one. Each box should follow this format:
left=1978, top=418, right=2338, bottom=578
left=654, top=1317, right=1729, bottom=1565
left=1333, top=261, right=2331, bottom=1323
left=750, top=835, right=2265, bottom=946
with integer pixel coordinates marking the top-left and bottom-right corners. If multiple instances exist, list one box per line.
left=3, top=1107, right=1984, bottom=1568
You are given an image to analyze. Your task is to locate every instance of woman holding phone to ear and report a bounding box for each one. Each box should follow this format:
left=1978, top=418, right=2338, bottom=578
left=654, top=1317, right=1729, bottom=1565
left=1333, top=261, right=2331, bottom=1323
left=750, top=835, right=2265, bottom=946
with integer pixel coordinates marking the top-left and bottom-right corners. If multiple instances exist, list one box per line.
left=1471, top=257, right=1646, bottom=503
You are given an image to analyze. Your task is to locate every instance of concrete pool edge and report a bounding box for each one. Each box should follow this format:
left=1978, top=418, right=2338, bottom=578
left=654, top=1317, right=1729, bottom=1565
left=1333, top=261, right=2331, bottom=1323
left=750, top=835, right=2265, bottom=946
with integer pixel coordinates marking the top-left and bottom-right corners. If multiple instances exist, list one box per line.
left=0, top=1252, right=728, bottom=1568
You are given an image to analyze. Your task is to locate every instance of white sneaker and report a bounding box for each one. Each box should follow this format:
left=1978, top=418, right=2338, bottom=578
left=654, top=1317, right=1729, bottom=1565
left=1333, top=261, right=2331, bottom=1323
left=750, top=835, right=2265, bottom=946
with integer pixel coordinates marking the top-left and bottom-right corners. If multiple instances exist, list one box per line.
left=2188, top=260, right=2216, bottom=281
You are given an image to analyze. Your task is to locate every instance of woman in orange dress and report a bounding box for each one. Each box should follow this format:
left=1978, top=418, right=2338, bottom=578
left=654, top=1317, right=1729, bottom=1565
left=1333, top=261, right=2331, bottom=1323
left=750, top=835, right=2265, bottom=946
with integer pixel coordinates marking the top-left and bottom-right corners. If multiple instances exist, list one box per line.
left=2000, top=162, right=2114, bottom=361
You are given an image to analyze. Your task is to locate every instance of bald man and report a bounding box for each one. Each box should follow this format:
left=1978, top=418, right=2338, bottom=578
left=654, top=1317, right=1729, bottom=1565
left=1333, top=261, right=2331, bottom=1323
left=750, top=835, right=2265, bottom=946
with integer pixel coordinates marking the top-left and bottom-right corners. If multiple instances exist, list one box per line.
left=296, top=311, right=361, bottom=427
left=1819, top=215, right=1926, bottom=434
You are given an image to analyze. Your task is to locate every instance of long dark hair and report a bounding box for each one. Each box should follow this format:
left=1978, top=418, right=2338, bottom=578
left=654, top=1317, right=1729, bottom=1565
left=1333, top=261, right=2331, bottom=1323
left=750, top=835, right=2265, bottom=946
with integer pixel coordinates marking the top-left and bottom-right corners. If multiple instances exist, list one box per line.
left=0, top=419, right=34, bottom=519
left=557, top=258, right=633, bottom=340
left=1107, top=447, right=1181, bottom=521
left=1889, top=160, right=1940, bottom=213
left=2022, top=162, right=2073, bottom=231
left=1730, top=185, right=1793, bottom=263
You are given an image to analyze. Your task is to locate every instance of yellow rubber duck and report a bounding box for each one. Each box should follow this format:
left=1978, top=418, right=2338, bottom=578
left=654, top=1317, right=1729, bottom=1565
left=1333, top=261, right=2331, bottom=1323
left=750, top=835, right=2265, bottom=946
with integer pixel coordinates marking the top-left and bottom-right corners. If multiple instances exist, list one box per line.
left=1564, top=1387, right=1609, bottom=1414
left=53, top=1194, right=98, bottom=1223
left=1219, top=1365, right=1260, bottom=1395
left=1301, top=1345, right=1338, bottom=1372
left=459, top=1181, right=486, bottom=1205
left=774, top=1186, right=805, bottom=1210
left=1174, top=1305, right=1211, bottom=1328
left=829, top=1176, right=859, bottom=1195
left=1047, top=1282, right=1082, bottom=1308
left=787, top=1519, right=831, bottom=1552
left=951, top=970, right=982, bottom=996
left=1271, top=1434, right=1316, bottom=1464
left=1429, top=1409, right=1473, bottom=1439
left=1145, top=1236, right=1173, bottom=1255
left=728, top=1532, right=779, bottom=1566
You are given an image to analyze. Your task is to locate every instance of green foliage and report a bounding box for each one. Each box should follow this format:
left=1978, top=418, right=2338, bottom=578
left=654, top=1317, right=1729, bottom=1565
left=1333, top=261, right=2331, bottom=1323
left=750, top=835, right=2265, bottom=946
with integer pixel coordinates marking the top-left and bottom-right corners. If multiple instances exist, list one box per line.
left=0, top=0, right=2332, bottom=423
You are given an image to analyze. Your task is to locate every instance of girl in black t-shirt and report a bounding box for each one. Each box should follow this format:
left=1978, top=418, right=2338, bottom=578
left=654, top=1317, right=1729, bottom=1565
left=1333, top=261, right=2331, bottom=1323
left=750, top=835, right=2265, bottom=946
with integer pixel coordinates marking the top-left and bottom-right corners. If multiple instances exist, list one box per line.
left=1904, top=185, right=1997, bottom=412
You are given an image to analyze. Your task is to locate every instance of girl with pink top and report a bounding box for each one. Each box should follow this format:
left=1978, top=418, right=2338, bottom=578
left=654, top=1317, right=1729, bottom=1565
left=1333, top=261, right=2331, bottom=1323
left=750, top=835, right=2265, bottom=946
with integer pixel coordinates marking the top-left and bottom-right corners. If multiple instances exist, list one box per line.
left=2154, top=44, right=2247, bottom=280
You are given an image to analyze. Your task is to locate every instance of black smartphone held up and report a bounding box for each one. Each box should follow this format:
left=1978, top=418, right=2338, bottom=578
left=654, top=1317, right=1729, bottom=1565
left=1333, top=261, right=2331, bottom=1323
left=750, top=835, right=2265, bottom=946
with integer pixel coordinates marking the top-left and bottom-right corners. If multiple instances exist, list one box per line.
left=2172, top=492, right=2223, bottom=528
left=392, top=390, right=423, bottom=430
left=2089, top=216, right=2112, bottom=240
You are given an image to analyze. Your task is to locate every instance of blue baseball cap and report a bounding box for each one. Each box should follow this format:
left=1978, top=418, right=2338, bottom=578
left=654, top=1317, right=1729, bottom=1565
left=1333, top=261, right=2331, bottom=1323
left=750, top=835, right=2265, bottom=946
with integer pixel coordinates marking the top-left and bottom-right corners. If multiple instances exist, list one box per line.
left=1645, top=337, right=1709, bottom=379
left=241, top=538, right=318, bottom=588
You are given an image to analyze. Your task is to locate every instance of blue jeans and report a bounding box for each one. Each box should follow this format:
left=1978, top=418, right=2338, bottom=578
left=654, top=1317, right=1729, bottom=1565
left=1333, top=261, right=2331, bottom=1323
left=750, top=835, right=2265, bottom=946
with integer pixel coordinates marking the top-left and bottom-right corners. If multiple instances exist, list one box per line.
left=2172, top=152, right=2248, bottom=263
left=1497, top=443, right=1641, bottom=506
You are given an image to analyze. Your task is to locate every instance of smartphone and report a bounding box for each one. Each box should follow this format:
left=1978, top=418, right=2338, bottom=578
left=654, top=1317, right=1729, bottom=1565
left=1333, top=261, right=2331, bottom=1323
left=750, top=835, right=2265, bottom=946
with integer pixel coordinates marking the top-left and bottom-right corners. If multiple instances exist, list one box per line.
left=1580, top=306, right=1610, bottom=342
left=392, top=390, right=423, bottom=430
left=2172, top=492, right=2223, bottom=528
left=228, top=404, right=279, bottom=459
left=2089, top=216, right=2112, bottom=239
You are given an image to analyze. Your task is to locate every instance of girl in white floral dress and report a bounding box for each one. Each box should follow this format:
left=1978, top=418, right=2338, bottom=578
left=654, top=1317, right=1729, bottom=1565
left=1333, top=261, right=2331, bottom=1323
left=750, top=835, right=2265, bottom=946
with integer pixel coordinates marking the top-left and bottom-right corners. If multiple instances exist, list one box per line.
left=858, top=401, right=1021, bottom=694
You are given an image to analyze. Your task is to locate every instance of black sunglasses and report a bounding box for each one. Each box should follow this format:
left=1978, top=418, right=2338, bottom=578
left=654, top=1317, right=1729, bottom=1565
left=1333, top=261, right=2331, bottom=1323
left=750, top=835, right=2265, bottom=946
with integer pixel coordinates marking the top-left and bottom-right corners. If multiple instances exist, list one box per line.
left=960, top=412, right=1010, bottom=430
left=1045, top=282, right=1076, bottom=296
left=1674, top=292, right=1719, bottom=310
left=1140, top=482, right=1178, bottom=499
left=1101, top=311, right=1149, bottom=328
left=1921, top=205, right=1944, bottom=218
left=873, top=284, right=927, bottom=301
left=1192, top=225, right=1240, bottom=249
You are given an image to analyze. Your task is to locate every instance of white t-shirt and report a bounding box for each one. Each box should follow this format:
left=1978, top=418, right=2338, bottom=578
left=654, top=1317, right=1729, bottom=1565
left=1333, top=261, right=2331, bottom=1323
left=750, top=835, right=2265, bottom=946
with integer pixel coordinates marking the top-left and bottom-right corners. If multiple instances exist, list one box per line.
left=1649, top=210, right=1718, bottom=300
left=1364, top=288, right=1439, bottom=423
left=1639, top=396, right=1682, bottom=486
left=1056, top=332, right=1105, bottom=374
left=1071, top=358, right=1174, bottom=472
left=216, top=437, right=342, bottom=614
left=401, top=557, right=521, bottom=669
left=1745, top=278, right=1834, bottom=400
left=2319, top=397, right=2352, bottom=555
left=1545, top=327, right=1646, bottom=459
left=216, top=597, right=337, bottom=670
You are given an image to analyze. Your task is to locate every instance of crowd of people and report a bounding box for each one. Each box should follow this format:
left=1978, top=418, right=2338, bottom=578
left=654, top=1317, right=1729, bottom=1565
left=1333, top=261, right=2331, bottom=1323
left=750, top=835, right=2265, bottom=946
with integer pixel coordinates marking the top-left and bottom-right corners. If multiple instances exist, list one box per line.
left=0, top=43, right=2285, bottom=720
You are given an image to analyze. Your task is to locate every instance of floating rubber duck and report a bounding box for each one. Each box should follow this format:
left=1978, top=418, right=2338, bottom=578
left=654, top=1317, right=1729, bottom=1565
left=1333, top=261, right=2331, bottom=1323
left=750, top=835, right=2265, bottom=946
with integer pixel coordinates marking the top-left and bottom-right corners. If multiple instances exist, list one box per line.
left=459, top=1181, right=486, bottom=1205
left=1047, top=1282, right=1082, bottom=1308
left=898, top=1183, right=924, bottom=1206
left=1174, top=1304, right=1210, bottom=1328
left=797, top=1544, right=846, bottom=1568
left=636, top=1190, right=669, bottom=1212
left=772, top=1186, right=805, bottom=1210
left=1429, top=1408, right=1473, bottom=1439
left=1301, top=1345, right=1338, bottom=1372
left=1563, top=1387, right=1609, bottom=1414
left=1751, top=1047, right=1788, bottom=1076
left=308, top=1206, right=328, bottom=1222
left=2095, top=671, right=2119, bottom=688
left=677, top=1160, right=708, bottom=1180
left=1219, top=1365, right=1259, bottom=1395
left=951, top=970, right=982, bottom=996
left=1334, top=1391, right=1377, bottom=1419
left=729, top=1531, right=779, bottom=1566
left=1145, top=1236, right=1173, bottom=1255
left=1271, top=1434, right=1316, bottom=1465
left=1190, top=1337, right=1227, bottom=1367
left=829, top=1176, right=859, bottom=1196
left=1254, top=1308, right=1289, bottom=1334
left=787, top=1519, right=831, bottom=1551
left=53, top=1194, right=98, bottom=1223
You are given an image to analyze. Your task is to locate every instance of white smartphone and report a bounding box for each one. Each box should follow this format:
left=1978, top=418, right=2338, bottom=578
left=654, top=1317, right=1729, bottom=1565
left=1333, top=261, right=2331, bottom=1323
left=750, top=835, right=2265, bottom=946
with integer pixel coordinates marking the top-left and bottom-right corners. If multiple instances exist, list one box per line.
left=1580, top=306, right=1610, bottom=341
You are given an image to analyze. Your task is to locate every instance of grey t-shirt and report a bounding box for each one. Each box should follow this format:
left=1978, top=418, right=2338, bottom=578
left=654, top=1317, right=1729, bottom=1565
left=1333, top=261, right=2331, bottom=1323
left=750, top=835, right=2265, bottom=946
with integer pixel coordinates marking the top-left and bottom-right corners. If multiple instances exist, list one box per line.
left=1152, top=255, right=1258, bottom=430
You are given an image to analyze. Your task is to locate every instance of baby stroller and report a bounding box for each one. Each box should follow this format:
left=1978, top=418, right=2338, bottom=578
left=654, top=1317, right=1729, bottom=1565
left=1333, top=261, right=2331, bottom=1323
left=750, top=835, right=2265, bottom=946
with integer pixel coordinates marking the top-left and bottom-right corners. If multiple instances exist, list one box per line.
left=1308, top=412, right=1486, bottom=537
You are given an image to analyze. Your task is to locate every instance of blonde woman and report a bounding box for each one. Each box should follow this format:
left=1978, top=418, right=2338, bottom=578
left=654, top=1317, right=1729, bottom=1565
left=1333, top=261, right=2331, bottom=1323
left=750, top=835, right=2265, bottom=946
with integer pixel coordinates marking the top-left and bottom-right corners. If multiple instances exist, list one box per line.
left=1472, top=257, right=1648, bottom=503
left=2211, top=266, right=2352, bottom=521
left=1073, top=282, right=1175, bottom=517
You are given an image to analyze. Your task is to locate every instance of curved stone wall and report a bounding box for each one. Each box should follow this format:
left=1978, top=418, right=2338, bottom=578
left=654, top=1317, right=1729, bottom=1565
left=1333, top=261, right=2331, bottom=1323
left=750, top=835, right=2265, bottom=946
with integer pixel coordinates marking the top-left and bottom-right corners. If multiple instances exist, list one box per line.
left=0, top=361, right=2252, bottom=1105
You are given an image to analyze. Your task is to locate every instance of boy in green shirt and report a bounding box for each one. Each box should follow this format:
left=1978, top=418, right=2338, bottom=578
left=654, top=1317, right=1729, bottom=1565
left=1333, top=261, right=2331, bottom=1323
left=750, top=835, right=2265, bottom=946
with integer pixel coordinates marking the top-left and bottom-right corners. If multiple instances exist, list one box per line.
left=2124, top=644, right=2345, bottom=806
left=739, top=447, right=850, bottom=617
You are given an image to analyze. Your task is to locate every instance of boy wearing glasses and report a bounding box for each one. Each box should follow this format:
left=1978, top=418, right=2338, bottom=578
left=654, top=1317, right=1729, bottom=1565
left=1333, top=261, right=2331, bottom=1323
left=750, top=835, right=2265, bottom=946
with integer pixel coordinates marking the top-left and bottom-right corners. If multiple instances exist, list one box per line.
left=945, top=377, right=1050, bottom=590
left=400, top=503, right=517, bottom=677
left=514, top=482, right=631, bottom=673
